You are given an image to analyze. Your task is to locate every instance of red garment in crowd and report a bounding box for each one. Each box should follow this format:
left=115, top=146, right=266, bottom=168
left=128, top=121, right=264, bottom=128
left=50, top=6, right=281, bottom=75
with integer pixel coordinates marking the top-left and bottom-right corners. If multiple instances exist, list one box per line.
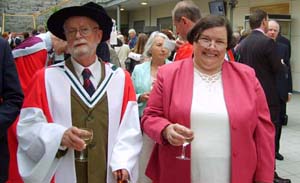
left=173, top=42, right=193, bottom=61
left=14, top=50, right=48, bottom=92
left=7, top=36, right=48, bottom=183
left=227, top=49, right=236, bottom=62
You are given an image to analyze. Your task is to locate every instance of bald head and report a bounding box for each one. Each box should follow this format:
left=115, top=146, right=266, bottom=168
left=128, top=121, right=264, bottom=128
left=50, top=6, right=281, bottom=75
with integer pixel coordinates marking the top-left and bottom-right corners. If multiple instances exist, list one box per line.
left=267, top=20, right=280, bottom=40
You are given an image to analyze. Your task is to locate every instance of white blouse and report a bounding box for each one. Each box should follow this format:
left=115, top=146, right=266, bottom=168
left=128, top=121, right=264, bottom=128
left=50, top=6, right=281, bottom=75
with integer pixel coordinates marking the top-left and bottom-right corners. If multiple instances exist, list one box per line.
left=190, top=68, right=231, bottom=183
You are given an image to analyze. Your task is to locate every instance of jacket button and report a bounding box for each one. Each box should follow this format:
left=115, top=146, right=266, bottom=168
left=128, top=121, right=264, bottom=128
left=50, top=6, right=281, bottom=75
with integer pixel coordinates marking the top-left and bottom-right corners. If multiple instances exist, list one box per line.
left=87, top=116, right=93, bottom=121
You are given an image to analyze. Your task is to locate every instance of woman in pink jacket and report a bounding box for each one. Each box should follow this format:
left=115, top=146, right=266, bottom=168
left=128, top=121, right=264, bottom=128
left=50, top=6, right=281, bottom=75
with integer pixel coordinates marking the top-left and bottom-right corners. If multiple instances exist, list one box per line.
left=142, top=15, right=275, bottom=183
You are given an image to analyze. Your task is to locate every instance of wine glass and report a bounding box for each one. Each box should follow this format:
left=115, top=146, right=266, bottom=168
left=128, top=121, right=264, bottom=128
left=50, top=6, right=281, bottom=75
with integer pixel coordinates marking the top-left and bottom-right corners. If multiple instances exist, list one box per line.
left=176, top=137, right=193, bottom=160
left=75, top=128, right=93, bottom=162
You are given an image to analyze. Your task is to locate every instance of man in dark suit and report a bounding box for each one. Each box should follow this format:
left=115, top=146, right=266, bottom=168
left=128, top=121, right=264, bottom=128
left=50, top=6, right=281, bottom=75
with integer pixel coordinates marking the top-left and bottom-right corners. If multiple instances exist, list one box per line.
left=236, top=9, right=290, bottom=183
left=0, top=37, right=24, bottom=183
left=277, top=31, right=291, bottom=62
left=267, top=19, right=293, bottom=161
left=276, top=28, right=292, bottom=126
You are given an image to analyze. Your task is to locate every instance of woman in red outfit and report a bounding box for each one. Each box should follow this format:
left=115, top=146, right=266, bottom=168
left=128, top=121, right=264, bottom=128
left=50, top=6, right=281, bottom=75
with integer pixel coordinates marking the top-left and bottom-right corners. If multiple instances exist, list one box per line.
left=142, top=15, right=275, bottom=183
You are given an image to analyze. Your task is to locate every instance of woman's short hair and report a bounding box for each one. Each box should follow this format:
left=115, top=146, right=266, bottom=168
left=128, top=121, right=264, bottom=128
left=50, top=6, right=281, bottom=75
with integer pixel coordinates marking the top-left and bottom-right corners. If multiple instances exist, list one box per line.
left=187, top=15, right=234, bottom=50
left=143, top=31, right=170, bottom=57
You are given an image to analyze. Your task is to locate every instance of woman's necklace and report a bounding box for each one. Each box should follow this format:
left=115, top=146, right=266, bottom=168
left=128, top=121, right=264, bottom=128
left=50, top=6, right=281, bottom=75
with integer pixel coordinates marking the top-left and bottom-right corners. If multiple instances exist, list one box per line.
left=195, top=69, right=222, bottom=92
left=196, top=70, right=221, bottom=84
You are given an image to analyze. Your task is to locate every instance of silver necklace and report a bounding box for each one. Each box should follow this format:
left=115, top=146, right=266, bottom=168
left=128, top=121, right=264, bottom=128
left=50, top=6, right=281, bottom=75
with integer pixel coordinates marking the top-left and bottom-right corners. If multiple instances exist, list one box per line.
left=196, top=70, right=221, bottom=85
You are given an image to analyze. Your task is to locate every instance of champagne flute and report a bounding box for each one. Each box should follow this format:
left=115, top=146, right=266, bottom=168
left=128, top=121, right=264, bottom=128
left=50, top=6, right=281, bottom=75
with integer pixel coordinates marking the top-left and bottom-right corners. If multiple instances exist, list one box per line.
left=75, top=128, right=93, bottom=162
left=176, top=137, right=193, bottom=160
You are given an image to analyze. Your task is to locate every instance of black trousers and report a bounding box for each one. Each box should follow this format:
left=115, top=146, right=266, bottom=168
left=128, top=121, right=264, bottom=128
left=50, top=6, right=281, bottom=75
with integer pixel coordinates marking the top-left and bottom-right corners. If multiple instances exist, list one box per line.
left=275, top=121, right=282, bottom=153
left=0, top=133, right=9, bottom=183
left=275, top=100, right=287, bottom=153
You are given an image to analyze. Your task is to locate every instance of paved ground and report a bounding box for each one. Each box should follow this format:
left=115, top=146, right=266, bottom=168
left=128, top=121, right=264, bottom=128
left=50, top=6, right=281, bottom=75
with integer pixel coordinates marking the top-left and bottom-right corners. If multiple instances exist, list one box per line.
left=276, top=93, right=300, bottom=182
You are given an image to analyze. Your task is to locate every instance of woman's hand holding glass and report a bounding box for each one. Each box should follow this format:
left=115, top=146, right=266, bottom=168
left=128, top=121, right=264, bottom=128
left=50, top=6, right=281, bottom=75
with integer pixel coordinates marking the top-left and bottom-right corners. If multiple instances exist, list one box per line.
left=163, top=123, right=194, bottom=160
left=163, top=123, right=194, bottom=146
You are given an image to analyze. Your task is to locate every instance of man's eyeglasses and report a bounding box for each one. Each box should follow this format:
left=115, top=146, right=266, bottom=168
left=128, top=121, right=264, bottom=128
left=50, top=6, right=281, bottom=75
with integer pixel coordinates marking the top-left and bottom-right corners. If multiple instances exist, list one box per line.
left=197, top=36, right=227, bottom=50
left=64, top=27, right=99, bottom=39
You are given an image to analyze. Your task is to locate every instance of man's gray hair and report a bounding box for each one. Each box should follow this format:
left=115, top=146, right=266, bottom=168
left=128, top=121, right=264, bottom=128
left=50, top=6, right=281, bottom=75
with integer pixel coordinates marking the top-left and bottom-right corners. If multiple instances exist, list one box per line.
left=172, top=1, right=201, bottom=22
left=128, top=28, right=136, bottom=35
left=269, top=19, right=280, bottom=32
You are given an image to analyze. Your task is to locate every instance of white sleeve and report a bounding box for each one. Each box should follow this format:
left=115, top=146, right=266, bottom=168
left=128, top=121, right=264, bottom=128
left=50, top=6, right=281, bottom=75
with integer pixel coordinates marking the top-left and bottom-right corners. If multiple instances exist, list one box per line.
left=110, top=101, right=143, bottom=183
left=36, top=31, right=52, bottom=51
left=17, top=107, right=67, bottom=183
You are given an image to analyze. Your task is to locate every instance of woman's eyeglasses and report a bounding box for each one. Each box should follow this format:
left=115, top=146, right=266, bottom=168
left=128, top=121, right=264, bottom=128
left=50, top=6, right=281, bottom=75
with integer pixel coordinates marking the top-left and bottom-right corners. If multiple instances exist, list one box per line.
left=197, top=36, right=227, bottom=49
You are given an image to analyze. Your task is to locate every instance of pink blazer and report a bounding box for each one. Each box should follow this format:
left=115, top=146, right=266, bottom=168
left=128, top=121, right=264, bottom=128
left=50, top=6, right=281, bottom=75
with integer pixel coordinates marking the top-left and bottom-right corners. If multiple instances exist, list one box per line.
left=142, top=58, right=275, bottom=183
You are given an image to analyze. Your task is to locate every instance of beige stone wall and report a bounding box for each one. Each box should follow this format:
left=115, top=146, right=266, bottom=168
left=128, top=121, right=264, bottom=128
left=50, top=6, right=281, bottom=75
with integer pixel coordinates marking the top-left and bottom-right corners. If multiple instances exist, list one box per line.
left=126, top=2, right=176, bottom=28
left=290, top=0, right=300, bottom=91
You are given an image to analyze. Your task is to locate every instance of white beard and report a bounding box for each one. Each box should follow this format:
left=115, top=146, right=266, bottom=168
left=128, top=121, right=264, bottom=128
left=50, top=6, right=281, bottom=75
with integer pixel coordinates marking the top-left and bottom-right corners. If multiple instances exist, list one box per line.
left=71, top=45, right=92, bottom=58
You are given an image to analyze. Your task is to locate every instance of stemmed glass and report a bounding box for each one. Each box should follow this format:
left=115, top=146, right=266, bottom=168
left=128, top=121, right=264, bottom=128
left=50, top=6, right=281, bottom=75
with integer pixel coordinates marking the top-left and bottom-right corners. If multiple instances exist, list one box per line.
left=75, top=128, right=93, bottom=162
left=176, top=137, right=193, bottom=160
